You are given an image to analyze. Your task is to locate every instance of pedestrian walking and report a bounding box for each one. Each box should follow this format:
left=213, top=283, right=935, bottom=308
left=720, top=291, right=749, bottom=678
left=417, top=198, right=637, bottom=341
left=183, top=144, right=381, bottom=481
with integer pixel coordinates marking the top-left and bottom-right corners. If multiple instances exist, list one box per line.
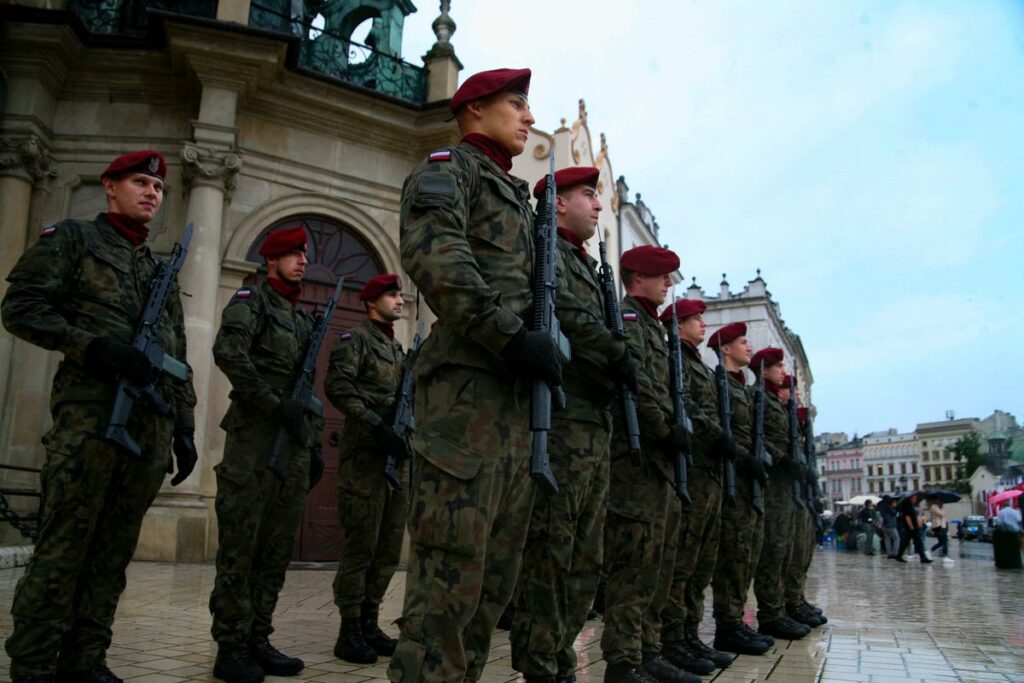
left=879, top=496, right=900, bottom=558
left=927, top=497, right=953, bottom=565
left=895, top=492, right=932, bottom=564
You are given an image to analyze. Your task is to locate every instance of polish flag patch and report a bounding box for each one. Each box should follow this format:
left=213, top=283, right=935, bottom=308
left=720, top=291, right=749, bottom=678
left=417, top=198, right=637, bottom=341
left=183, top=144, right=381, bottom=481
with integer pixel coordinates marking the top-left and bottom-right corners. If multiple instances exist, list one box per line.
left=428, top=150, right=451, bottom=162
left=40, top=226, right=57, bottom=237
left=235, top=288, right=252, bottom=299
left=622, top=312, right=638, bottom=322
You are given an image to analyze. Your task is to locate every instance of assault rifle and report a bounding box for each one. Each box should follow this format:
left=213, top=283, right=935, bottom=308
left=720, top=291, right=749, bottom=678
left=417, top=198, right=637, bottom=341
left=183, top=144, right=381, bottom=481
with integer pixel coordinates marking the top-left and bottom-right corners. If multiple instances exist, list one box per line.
left=803, top=403, right=825, bottom=531
left=384, top=319, right=424, bottom=490
left=787, top=370, right=807, bottom=510
left=529, top=152, right=571, bottom=495
left=666, top=298, right=693, bottom=505
left=750, top=358, right=771, bottom=515
left=597, top=240, right=641, bottom=456
left=103, top=223, right=194, bottom=457
left=715, top=347, right=737, bottom=505
left=265, top=276, right=344, bottom=480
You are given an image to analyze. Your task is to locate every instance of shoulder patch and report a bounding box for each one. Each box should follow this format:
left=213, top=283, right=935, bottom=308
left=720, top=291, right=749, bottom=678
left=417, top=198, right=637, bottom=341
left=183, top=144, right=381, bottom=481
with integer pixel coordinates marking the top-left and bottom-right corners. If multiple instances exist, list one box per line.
left=428, top=149, right=452, bottom=162
left=235, top=288, right=252, bottom=299
left=622, top=311, right=638, bottom=322
left=40, top=226, right=57, bottom=237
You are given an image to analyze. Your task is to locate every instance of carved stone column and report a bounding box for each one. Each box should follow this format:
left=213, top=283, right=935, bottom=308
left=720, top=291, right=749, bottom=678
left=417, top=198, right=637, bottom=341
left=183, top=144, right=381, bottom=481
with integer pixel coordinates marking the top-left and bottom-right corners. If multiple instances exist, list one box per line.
left=0, top=136, right=57, bottom=455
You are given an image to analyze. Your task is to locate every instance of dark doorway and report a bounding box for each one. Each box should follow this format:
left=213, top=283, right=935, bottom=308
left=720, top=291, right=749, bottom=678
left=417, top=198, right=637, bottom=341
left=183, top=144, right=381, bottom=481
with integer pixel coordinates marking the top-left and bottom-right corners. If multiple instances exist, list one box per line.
left=245, top=214, right=383, bottom=561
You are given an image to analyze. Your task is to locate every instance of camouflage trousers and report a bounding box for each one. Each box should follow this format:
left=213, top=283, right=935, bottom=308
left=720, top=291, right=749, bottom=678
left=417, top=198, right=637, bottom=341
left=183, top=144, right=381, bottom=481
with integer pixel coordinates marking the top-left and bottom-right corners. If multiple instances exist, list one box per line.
left=510, top=411, right=611, bottom=679
left=711, top=476, right=765, bottom=629
left=641, top=488, right=682, bottom=652
left=784, top=510, right=816, bottom=610
left=5, top=402, right=172, bottom=678
left=209, top=418, right=310, bottom=647
left=662, top=467, right=723, bottom=640
left=753, top=475, right=798, bottom=623
left=387, top=367, right=533, bottom=683
left=600, top=449, right=671, bottom=667
left=333, top=449, right=409, bottom=618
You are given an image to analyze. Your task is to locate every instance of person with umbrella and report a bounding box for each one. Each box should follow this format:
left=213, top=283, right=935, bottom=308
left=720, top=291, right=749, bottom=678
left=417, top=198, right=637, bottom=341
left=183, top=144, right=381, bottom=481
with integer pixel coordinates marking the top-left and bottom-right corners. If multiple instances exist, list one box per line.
left=895, top=491, right=933, bottom=564
left=879, top=495, right=900, bottom=558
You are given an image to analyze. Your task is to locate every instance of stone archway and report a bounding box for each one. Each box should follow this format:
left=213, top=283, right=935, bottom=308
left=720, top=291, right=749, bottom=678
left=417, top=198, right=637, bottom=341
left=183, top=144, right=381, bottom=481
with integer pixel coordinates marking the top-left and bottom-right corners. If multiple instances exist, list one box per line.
left=246, top=213, right=383, bottom=562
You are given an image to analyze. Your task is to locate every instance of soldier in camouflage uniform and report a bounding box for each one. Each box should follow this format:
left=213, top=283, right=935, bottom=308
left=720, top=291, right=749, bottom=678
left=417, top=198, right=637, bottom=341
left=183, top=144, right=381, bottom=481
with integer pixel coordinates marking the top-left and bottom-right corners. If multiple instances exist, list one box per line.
left=600, top=246, right=696, bottom=683
left=388, top=68, right=566, bottom=683
left=657, top=299, right=735, bottom=676
left=750, top=349, right=810, bottom=641
left=209, top=226, right=325, bottom=683
left=326, top=273, right=408, bottom=664
left=510, top=167, right=637, bottom=683
left=2, top=151, right=198, bottom=683
left=706, top=323, right=773, bottom=656
left=782, top=383, right=827, bottom=629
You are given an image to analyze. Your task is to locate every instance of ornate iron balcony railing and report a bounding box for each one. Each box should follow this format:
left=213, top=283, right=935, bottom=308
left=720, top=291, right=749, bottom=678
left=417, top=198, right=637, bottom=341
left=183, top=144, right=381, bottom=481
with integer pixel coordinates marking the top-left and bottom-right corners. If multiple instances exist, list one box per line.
left=67, top=0, right=217, bottom=36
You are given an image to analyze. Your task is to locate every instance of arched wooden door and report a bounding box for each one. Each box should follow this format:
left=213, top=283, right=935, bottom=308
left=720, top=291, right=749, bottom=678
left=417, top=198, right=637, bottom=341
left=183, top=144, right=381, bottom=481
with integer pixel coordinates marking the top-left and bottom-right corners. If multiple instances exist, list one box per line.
left=245, top=214, right=383, bottom=561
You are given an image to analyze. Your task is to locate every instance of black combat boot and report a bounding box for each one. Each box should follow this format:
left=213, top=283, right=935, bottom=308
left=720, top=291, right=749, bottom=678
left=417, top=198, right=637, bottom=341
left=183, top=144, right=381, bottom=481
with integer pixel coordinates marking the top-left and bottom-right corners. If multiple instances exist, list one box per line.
left=555, top=674, right=577, bottom=683
left=213, top=647, right=265, bottom=683
left=661, top=640, right=715, bottom=676
left=334, top=617, right=378, bottom=664
left=14, top=676, right=57, bottom=683
left=738, top=621, right=774, bottom=647
left=713, top=623, right=772, bottom=656
left=248, top=639, right=303, bottom=676
left=604, top=661, right=657, bottom=683
left=801, top=602, right=827, bottom=623
left=361, top=612, right=398, bottom=656
left=787, top=603, right=824, bottom=627
left=642, top=651, right=700, bottom=683
left=62, top=664, right=122, bottom=683
left=758, top=616, right=810, bottom=640
left=685, top=632, right=734, bottom=668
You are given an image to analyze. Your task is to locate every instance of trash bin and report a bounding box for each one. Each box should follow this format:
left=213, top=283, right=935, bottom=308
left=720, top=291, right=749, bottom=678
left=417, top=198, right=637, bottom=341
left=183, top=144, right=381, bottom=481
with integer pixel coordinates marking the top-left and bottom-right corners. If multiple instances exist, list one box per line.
left=992, top=529, right=1023, bottom=569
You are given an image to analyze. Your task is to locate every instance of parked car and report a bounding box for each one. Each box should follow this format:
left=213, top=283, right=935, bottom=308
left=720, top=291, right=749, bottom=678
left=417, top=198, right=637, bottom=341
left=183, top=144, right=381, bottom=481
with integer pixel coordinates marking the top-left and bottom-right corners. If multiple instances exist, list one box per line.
left=959, top=515, right=987, bottom=541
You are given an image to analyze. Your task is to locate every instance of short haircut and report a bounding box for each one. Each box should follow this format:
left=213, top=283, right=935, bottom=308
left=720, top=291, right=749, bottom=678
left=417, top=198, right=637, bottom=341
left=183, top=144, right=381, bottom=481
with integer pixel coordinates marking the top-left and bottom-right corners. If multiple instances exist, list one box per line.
left=621, top=267, right=636, bottom=288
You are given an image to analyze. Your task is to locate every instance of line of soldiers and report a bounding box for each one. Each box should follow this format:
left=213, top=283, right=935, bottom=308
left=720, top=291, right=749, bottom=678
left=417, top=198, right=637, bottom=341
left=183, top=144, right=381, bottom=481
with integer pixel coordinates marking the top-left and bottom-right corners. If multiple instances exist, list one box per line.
left=0, top=64, right=826, bottom=683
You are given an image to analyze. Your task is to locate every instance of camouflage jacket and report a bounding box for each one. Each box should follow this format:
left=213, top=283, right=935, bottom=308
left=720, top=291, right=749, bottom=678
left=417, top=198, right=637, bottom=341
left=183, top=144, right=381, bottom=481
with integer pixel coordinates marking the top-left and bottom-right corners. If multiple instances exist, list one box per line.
left=325, top=319, right=406, bottom=452
left=761, top=390, right=791, bottom=476
left=554, top=236, right=623, bottom=423
left=400, top=141, right=534, bottom=379
left=1, top=214, right=195, bottom=430
left=612, top=296, right=673, bottom=477
left=682, top=342, right=724, bottom=479
left=727, top=373, right=753, bottom=452
left=213, top=280, right=314, bottom=432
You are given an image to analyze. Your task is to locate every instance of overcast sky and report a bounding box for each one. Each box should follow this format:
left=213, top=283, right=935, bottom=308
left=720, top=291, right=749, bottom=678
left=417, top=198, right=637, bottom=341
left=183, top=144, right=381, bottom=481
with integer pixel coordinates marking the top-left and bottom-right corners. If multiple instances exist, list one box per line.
left=400, top=1, right=1024, bottom=437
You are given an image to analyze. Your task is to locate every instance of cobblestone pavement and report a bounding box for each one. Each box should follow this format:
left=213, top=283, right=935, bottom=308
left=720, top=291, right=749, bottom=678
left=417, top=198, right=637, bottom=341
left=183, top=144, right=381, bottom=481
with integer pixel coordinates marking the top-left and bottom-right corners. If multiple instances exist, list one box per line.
left=1, top=543, right=1022, bottom=682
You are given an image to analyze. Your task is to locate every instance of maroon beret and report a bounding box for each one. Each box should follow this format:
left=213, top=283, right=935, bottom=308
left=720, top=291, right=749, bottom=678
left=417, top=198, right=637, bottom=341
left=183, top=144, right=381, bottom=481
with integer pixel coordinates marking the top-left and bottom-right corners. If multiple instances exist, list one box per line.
left=258, top=226, right=307, bottom=258
left=659, top=298, right=707, bottom=323
left=750, top=347, right=784, bottom=373
left=708, top=322, right=747, bottom=349
left=533, top=166, right=600, bottom=200
left=782, top=374, right=796, bottom=389
left=620, top=245, right=680, bottom=276
left=360, top=274, right=402, bottom=301
left=449, top=68, right=531, bottom=114
left=797, top=406, right=809, bottom=423
left=101, top=150, right=166, bottom=180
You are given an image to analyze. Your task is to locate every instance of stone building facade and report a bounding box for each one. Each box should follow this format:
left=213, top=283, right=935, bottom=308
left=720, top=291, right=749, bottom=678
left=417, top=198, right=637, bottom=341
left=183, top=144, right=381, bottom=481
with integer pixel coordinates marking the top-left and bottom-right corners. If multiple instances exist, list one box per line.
left=861, top=428, right=920, bottom=495
left=916, top=415, right=980, bottom=489
left=825, top=439, right=864, bottom=508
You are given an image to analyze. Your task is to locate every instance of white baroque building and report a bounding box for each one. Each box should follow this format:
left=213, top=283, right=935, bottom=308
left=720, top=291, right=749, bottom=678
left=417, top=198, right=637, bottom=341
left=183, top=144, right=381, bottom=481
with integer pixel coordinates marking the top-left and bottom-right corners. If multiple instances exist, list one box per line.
left=862, top=429, right=920, bottom=495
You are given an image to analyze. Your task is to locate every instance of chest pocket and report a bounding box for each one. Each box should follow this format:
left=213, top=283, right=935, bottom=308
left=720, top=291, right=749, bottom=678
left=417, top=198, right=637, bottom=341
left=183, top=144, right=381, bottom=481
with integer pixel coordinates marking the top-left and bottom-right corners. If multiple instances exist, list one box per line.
left=370, top=344, right=400, bottom=388
left=467, top=173, right=530, bottom=254
left=256, top=307, right=301, bottom=368
left=78, top=242, right=132, bottom=309
left=567, top=254, right=602, bottom=300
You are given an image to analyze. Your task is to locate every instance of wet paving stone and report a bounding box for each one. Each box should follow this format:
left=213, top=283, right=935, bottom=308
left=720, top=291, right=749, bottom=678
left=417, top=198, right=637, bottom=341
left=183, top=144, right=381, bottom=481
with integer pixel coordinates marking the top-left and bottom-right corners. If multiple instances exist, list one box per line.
left=0, top=542, right=1021, bottom=681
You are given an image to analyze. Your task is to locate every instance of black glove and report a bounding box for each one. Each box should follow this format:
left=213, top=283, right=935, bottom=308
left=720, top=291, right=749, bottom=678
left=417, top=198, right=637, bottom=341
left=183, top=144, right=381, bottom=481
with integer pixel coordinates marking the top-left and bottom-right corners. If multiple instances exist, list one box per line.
left=272, top=397, right=309, bottom=443
left=308, top=444, right=324, bottom=491
left=375, top=423, right=410, bottom=461
left=85, top=337, right=159, bottom=386
left=501, top=328, right=563, bottom=387
left=664, top=424, right=690, bottom=452
left=606, top=349, right=639, bottom=395
left=738, top=456, right=766, bottom=481
left=716, top=432, right=737, bottom=459
left=168, top=430, right=198, bottom=486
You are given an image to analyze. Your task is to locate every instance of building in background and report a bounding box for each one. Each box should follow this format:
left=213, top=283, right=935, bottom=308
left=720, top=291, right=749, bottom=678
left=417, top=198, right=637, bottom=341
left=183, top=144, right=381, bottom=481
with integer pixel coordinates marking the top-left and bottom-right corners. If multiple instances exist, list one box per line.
left=825, top=438, right=864, bottom=508
left=862, top=429, right=919, bottom=495
left=916, top=414, right=980, bottom=489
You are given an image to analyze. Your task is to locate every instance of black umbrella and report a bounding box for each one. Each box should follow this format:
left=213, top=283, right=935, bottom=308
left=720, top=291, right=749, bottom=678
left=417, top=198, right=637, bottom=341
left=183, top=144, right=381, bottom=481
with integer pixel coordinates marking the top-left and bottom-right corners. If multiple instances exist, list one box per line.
left=923, top=489, right=961, bottom=504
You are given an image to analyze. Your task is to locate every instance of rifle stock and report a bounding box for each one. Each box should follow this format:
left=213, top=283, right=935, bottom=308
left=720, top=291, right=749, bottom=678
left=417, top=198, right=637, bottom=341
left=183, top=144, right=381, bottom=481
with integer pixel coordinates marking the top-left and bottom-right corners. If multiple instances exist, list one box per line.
left=715, top=347, right=736, bottom=505
left=666, top=298, right=693, bottom=505
left=598, top=241, right=641, bottom=456
left=102, top=222, right=194, bottom=457
left=751, top=359, right=769, bottom=515
left=384, top=319, right=424, bottom=489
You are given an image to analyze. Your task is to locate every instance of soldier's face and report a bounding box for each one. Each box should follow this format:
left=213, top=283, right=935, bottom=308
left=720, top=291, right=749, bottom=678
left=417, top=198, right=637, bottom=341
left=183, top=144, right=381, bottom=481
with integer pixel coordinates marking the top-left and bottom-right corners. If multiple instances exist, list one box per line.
left=470, top=92, right=535, bottom=156
left=779, top=387, right=791, bottom=402
left=267, top=249, right=307, bottom=283
left=724, top=336, right=752, bottom=365
left=633, top=272, right=671, bottom=305
left=677, top=313, right=706, bottom=345
left=556, top=185, right=601, bottom=240
left=764, top=361, right=786, bottom=386
left=104, top=173, right=163, bottom=223
left=369, top=290, right=404, bottom=322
